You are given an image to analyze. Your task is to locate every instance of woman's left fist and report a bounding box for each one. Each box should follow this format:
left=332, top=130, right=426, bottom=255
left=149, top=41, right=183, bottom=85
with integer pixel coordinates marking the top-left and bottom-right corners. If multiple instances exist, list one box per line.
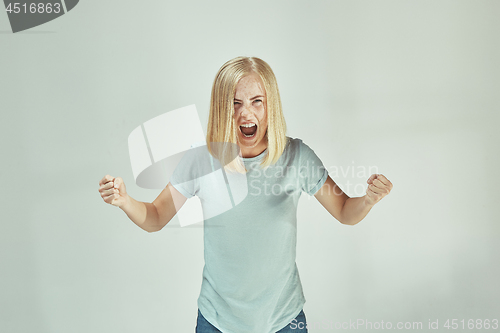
left=365, top=174, right=393, bottom=206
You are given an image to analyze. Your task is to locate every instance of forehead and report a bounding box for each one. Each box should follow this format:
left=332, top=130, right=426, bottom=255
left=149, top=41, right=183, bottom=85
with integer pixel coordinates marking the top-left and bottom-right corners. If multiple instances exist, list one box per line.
left=234, top=74, right=266, bottom=97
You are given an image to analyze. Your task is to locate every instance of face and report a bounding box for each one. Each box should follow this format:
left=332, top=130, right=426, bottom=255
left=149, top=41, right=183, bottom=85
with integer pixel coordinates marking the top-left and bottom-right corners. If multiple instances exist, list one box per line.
left=233, top=73, right=268, bottom=158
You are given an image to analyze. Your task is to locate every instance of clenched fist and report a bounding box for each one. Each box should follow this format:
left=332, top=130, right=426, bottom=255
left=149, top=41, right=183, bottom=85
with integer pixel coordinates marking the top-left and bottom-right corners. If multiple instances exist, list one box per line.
left=365, top=174, right=393, bottom=206
left=98, top=175, right=128, bottom=208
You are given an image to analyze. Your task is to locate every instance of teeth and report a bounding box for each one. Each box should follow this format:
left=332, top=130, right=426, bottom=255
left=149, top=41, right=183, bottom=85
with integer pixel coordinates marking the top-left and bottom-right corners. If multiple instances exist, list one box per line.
left=241, top=123, right=256, bottom=128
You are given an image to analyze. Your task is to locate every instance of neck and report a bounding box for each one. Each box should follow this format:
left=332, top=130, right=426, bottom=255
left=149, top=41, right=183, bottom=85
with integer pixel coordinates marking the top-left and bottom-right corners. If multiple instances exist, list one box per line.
left=240, top=140, right=268, bottom=158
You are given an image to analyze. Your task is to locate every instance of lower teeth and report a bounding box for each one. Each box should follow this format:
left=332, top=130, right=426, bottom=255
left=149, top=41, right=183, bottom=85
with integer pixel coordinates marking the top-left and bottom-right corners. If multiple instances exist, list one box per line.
left=243, top=133, right=254, bottom=138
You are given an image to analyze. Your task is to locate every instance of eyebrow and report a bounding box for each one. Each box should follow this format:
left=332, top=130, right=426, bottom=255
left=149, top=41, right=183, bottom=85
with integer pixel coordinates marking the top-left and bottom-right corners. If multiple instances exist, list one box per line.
left=234, top=95, right=265, bottom=101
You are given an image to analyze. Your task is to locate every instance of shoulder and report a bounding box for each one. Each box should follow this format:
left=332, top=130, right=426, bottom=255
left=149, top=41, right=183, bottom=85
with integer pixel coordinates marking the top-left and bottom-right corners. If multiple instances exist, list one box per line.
left=285, top=136, right=314, bottom=155
left=280, top=136, right=319, bottom=166
left=173, top=141, right=214, bottom=177
left=286, top=137, right=325, bottom=167
left=284, top=136, right=304, bottom=150
left=190, top=140, right=206, bottom=149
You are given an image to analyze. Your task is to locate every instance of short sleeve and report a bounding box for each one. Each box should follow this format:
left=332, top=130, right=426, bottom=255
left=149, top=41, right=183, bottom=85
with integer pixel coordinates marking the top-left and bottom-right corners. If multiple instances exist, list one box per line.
left=169, top=142, right=206, bottom=199
left=298, top=140, right=328, bottom=195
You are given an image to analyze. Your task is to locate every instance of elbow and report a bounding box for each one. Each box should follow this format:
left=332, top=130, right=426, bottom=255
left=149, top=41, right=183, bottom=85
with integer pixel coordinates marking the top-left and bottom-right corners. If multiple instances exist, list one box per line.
left=143, top=227, right=157, bottom=233
left=146, top=203, right=168, bottom=232
left=147, top=224, right=165, bottom=233
left=341, top=221, right=359, bottom=226
left=339, top=218, right=361, bottom=226
left=143, top=224, right=163, bottom=233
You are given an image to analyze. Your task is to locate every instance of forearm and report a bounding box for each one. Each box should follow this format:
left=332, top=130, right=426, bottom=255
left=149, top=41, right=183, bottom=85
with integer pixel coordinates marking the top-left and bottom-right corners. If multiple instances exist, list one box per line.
left=340, top=195, right=374, bottom=225
left=120, top=195, right=161, bottom=232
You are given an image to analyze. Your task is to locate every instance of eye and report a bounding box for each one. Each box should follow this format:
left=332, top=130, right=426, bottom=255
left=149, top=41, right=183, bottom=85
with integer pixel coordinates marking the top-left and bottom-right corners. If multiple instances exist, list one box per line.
left=253, top=99, right=262, bottom=103
left=234, top=101, right=241, bottom=105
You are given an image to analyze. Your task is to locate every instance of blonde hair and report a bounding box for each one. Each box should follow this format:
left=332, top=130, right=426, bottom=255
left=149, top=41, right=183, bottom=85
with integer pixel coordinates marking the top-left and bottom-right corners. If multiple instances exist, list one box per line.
left=206, top=56, right=287, bottom=173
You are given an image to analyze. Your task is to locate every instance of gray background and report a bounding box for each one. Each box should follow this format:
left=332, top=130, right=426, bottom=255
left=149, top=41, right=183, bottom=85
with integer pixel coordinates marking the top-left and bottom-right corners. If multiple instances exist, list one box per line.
left=1, top=0, right=499, bottom=332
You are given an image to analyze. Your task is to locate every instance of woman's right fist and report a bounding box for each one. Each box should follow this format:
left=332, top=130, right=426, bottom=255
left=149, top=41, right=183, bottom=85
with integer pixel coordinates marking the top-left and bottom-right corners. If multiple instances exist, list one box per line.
left=98, top=175, right=128, bottom=208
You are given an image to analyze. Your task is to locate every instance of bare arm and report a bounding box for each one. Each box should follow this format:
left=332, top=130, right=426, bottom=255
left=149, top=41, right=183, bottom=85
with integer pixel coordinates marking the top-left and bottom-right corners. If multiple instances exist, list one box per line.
left=121, top=182, right=187, bottom=232
left=99, top=175, right=187, bottom=232
left=337, top=196, right=374, bottom=225
left=314, top=175, right=351, bottom=224
left=314, top=174, right=393, bottom=225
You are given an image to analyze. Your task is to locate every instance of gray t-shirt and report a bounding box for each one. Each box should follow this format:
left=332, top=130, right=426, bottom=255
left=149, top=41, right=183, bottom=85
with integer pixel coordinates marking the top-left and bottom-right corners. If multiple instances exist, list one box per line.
left=170, top=136, right=328, bottom=333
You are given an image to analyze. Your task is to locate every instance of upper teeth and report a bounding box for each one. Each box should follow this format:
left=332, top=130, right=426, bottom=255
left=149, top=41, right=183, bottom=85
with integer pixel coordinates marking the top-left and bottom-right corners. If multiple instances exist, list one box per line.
left=241, top=123, right=256, bottom=127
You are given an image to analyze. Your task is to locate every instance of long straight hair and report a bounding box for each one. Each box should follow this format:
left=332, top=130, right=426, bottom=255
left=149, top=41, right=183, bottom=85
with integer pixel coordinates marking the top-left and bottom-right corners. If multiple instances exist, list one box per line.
left=206, top=56, right=287, bottom=173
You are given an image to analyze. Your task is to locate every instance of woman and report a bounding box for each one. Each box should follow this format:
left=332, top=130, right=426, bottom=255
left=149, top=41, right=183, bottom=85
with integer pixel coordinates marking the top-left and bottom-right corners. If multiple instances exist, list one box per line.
left=98, top=56, right=393, bottom=333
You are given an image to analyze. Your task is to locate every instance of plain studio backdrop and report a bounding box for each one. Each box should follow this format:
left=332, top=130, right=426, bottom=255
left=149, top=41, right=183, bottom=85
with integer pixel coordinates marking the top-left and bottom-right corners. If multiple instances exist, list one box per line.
left=1, top=1, right=499, bottom=332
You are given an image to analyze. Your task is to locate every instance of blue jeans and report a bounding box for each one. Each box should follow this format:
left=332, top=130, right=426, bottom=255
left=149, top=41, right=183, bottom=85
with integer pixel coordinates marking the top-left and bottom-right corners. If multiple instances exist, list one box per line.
left=195, top=308, right=308, bottom=333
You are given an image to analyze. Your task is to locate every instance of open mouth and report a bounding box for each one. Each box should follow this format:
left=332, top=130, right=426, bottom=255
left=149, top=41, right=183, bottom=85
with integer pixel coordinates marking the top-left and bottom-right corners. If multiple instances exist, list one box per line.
left=239, top=123, right=257, bottom=138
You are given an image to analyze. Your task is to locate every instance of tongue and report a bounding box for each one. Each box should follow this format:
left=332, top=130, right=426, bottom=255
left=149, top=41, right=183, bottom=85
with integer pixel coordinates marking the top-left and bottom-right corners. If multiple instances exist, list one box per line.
left=241, top=125, right=257, bottom=136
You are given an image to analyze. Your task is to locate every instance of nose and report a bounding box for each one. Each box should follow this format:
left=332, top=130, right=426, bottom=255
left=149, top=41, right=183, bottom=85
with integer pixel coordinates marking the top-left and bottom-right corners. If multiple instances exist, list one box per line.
left=239, top=103, right=252, bottom=117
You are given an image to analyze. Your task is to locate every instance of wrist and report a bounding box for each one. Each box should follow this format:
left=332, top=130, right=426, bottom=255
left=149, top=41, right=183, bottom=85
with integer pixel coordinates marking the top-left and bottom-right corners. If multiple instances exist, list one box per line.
left=120, top=194, right=131, bottom=211
left=363, top=195, right=376, bottom=208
